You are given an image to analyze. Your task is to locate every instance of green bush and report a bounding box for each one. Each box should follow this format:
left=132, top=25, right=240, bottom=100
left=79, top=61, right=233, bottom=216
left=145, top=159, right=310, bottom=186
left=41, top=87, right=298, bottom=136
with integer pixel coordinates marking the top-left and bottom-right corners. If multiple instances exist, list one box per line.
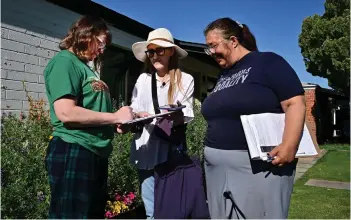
left=107, top=133, right=140, bottom=200
left=1, top=100, right=206, bottom=219
left=1, top=113, right=51, bottom=219
left=186, top=99, right=207, bottom=161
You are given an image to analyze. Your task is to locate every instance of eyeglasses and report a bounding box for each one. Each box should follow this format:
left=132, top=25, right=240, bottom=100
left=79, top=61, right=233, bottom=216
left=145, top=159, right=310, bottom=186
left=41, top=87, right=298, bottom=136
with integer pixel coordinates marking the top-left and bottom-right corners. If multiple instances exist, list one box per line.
left=96, top=36, right=106, bottom=50
left=204, top=39, right=226, bottom=55
left=145, top=47, right=166, bottom=58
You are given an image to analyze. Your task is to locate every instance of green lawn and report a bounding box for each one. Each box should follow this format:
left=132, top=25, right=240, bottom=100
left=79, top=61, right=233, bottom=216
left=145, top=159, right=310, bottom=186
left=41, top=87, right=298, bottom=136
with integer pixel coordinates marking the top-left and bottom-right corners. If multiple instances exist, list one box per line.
left=289, top=144, right=350, bottom=219
left=320, top=143, right=350, bottom=151
left=306, top=150, right=350, bottom=182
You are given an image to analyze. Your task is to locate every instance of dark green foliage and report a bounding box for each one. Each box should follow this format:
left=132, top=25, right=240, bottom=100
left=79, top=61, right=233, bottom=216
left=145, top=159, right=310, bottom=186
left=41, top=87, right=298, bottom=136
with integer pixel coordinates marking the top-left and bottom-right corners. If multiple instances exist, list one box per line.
left=299, top=0, right=350, bottom=95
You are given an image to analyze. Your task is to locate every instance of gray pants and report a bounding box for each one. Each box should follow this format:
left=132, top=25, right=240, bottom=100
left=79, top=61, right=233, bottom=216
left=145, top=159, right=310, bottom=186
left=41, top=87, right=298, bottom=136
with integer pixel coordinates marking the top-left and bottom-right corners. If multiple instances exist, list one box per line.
left=204, top=147, right=296, bottom=219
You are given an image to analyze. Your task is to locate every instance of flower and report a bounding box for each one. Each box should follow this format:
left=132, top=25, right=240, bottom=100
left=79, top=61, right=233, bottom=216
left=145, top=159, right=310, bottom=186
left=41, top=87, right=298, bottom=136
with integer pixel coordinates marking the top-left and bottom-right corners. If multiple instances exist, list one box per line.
left=123, top=196, right=132, bottom=205
left=105, top=191, right=137, bottom=218
left=37, top=191, right=45, bottom=202
left=105, top=211, right=113, bottom=218
left=128, top=192, right=136, bottom=200
left=114, top=193, right=121, bottom=201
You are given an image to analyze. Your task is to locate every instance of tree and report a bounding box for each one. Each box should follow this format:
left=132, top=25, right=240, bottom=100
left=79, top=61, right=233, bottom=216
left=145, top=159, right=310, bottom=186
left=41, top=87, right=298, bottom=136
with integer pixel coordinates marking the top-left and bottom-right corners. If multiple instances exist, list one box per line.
left=299, top=0, right=350, bottom=95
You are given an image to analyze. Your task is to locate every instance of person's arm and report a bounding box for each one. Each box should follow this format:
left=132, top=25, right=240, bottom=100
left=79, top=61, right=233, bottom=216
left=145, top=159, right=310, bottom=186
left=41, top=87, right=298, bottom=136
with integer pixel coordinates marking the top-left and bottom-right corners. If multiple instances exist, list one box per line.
left=280, top=95, right=306, bottom=152
left=46, top=56, right=133, bottom=128
left=263, top=53, right=306, bottom=166
left=269, top=95, right=306, bottom=165
left=54, top=96, right=133, bottom=127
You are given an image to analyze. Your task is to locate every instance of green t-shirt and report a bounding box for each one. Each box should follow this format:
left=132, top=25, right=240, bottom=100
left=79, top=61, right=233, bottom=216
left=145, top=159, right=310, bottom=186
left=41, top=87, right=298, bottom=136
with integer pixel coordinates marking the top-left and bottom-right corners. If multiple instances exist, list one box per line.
left=44, top=50, right=114, bottom=158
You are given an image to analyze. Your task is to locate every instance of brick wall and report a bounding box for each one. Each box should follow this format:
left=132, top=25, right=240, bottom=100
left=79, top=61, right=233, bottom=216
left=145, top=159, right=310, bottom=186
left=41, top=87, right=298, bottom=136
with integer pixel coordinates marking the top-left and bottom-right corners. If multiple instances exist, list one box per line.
left=1, top=25, right=60, bottom=116
left=1, top=0, right=144, bottom=117
left=305, top=88, right=317, bottom=139
left=1, top=0, right=73, bottom=116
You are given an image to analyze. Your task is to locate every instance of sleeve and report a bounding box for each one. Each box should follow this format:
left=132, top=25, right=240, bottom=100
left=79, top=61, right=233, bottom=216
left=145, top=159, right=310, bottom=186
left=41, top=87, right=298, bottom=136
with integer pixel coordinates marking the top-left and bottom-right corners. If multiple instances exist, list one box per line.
left=179, top=75, right=194, bottom=123
left=46, top=56, right=82, bottom=102
left=130, top=74, right=143, bottom=113
left=264, top=52, right=305, bottom=102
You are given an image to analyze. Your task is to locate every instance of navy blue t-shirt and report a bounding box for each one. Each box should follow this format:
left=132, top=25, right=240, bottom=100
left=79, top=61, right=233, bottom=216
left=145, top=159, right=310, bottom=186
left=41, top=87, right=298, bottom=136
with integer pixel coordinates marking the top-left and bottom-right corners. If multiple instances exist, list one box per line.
left=201, top=51, right=305, bottom=150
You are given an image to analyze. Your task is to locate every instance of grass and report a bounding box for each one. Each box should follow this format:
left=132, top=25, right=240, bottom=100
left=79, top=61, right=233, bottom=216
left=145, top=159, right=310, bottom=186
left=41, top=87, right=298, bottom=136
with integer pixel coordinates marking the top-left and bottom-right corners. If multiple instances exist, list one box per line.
left=306, top=150, right=350, bottom=182
left=320, top=143, right=350, bottom=151
left=288, top=144, right=350, bottom=219
left=289, top=184, right=350, bottom=219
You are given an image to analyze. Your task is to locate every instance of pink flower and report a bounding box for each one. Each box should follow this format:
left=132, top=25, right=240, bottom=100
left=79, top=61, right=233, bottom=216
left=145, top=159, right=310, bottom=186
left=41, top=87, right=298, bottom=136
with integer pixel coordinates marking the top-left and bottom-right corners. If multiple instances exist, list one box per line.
left=128, top=192, right=136, bottom=200
left=123, top=197, right=131, bottom=205
left=115, top=193, right=121, bottom=201
left=105, top=211, right=113, bottom=218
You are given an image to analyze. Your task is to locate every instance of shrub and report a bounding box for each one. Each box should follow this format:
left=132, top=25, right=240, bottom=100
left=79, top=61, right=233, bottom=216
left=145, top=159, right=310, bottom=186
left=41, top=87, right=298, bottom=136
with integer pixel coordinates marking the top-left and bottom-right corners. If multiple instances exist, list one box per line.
left=186, top=99, right=207, bottom=160
left=1, top=96, right=206, bottom=219
left=107, top=132, right=141, bottom=205
left=1, top=106, right=52, bottom=218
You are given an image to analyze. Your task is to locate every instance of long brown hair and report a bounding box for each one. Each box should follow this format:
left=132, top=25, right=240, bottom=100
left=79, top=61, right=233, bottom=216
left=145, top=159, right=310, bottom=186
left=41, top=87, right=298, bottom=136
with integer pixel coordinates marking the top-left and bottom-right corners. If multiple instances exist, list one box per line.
left=59, top=15, right=112, bottom=68
left=204, top=17, right=258, bottom=51
left=143, top=50, right=183, bottom=105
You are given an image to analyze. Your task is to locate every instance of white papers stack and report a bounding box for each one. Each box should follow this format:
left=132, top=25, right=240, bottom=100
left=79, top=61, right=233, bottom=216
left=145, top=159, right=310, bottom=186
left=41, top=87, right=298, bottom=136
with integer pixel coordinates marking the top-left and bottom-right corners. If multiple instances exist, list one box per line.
left=240, top=113, right=318, bottom=161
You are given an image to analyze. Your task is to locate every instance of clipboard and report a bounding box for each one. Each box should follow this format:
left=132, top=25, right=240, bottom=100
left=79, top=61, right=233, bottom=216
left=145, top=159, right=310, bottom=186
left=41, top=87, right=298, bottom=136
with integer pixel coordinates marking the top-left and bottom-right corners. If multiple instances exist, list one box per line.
left=121, top=111, right=176, bottom=125
left=158, top=104, right=186, bottom=111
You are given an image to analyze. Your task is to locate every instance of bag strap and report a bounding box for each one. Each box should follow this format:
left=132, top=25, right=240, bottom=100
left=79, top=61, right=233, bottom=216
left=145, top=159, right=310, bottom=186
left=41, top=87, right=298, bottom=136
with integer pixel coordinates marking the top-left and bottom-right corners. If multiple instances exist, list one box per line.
left=151, top=72, right=161, bottom=114
left=151, top=72, right=188, bottom=153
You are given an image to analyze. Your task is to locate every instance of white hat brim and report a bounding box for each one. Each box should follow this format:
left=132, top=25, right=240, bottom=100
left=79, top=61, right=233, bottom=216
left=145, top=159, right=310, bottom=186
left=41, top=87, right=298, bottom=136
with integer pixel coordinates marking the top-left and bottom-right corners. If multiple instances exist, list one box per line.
left=132, top=39, right=188, bottom=62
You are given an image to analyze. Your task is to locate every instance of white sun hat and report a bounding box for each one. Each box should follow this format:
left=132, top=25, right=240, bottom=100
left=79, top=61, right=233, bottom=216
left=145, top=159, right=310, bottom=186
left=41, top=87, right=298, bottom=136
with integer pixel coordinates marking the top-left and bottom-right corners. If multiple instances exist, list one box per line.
left=132, top=28, right=188, bottom=62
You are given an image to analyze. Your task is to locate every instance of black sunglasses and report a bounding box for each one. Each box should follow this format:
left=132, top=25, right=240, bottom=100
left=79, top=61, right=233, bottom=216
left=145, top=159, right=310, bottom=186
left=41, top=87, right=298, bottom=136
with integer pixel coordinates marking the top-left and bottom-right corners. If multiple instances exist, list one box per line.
left=145, top=47, right=166, bottom=58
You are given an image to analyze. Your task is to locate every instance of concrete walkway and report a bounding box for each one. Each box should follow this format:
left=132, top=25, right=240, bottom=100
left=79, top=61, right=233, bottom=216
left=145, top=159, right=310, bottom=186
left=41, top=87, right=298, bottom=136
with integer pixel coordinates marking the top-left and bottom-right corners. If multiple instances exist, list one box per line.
left=305, top=179, right=350, bottom=190
left=294, top=149, right=327, bottom=182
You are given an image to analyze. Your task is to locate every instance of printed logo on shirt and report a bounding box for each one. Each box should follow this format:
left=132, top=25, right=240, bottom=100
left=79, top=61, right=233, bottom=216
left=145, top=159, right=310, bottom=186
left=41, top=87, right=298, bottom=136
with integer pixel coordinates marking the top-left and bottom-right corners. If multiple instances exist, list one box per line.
left=89, top=77, right=110, bottom=93
left=212, top=67, right=252, bottom=93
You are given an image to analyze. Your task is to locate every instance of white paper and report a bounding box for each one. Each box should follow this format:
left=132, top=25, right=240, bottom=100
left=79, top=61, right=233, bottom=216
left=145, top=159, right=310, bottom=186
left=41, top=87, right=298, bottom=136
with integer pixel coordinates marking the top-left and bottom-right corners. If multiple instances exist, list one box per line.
left=240, top=115, right=260, bottom=159
left=241, top=113, right=318, bottom=161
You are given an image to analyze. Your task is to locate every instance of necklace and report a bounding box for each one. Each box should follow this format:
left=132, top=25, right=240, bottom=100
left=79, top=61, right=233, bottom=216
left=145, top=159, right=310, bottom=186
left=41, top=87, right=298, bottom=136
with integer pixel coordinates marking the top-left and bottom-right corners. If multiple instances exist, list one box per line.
left=157, top=74, right=170, bottom=84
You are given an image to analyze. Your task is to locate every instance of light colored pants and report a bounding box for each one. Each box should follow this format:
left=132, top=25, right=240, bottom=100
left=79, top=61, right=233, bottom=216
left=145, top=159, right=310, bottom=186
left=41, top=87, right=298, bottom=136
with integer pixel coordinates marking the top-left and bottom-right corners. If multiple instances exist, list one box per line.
left=138, top=169, right=155, bottom=219
left=204, top=147, right=296, bottom=219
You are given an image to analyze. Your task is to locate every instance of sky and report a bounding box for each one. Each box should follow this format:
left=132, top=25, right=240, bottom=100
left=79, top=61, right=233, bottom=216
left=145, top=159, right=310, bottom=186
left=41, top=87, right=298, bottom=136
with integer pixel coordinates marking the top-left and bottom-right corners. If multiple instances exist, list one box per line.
left=93, top=0, right=329, bottom=88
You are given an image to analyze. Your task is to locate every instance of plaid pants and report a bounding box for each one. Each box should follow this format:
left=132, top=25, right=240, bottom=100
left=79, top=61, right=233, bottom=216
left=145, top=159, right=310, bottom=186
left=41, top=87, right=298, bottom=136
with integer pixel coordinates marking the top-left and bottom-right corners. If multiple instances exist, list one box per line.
left=45, top=137, right=108, bottom=219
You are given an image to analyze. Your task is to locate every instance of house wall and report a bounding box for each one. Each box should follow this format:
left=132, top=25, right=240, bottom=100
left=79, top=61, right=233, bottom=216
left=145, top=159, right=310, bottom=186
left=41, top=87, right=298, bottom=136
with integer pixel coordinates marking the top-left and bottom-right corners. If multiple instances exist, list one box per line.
left=304, top=88, right=317, bottom=140
left=1, top=0, right=219, bottom=117
left=1, top=0, right=143, bottom=116
left=179, top=56, right=220, bottom=99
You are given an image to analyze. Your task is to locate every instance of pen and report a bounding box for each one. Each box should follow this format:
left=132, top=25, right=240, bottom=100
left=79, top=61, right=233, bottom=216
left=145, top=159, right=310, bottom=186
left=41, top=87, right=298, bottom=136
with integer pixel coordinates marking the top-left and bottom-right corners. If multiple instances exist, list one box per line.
left=266, top=153, right=276, bottom=162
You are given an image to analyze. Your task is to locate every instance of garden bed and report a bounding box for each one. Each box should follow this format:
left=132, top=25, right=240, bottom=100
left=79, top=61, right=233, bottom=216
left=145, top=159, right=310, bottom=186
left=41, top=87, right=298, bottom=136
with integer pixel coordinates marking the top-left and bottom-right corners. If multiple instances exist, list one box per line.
left=1, top=98, right=206, bottom=219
